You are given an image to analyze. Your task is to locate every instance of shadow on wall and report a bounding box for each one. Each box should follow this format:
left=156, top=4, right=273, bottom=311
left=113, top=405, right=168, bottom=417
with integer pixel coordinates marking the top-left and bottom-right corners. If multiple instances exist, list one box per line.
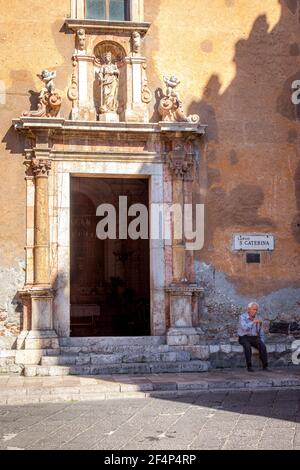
left=0, top=70, right=37, bottom=155
left=186, top=0, right=300, bottom=251
left=2, top=18, right=75, bottom=155
left=2, top=67, right=67, bottom=155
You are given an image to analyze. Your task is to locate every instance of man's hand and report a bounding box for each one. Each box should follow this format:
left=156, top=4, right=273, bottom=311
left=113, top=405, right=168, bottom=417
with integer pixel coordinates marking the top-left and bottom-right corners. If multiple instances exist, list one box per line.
left=253, top=319, right=262, bottom=325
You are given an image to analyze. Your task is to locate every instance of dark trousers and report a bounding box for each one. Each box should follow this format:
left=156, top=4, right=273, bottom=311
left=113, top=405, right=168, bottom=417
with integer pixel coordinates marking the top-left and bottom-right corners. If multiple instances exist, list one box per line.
left=238, top=336, right=268, bottom=368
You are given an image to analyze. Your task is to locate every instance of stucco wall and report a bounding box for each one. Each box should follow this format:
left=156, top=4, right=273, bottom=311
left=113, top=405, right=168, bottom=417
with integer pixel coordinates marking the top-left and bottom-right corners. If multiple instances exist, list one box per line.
left=144, top=0, right=300, bottom=339
left=1, top=0, right=300, bottom=344
left=0, top=0, right=73, bottom=345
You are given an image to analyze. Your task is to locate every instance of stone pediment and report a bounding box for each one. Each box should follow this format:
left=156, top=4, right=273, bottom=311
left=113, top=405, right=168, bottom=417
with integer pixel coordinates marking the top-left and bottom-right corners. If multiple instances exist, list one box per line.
left=13, top=117, right=206, bottom=165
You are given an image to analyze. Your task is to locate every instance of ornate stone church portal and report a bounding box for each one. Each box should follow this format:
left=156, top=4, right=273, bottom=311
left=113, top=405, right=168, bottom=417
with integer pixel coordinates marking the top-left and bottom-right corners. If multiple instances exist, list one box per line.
left=13, top=0, right=207, bottom=370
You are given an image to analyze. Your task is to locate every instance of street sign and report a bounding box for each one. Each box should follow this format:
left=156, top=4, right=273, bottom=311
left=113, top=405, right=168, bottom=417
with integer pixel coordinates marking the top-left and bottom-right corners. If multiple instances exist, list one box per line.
left=233, top=234, right=274, bottom=251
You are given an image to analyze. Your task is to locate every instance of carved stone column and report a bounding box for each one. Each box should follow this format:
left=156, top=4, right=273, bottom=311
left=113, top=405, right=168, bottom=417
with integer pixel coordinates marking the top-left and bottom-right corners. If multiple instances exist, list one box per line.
left=125, top=56, right=151, bottom=123
left=32, top=159, right=51, bottom=286
left=16, top=158, right=59, bottom=365
left=166, top=139, right=204, bottom=347
left=76, top=54, right=96, bottom=121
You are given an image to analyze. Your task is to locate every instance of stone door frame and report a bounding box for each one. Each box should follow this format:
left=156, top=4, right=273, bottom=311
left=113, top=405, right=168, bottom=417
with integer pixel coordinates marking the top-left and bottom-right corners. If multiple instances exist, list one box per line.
left=52, top=160, right=166, bottom=338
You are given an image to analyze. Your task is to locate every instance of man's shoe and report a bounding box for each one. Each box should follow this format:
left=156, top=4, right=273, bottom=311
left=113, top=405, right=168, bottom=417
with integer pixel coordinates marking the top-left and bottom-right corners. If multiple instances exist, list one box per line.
left=247, top=367, right=254, bottom=372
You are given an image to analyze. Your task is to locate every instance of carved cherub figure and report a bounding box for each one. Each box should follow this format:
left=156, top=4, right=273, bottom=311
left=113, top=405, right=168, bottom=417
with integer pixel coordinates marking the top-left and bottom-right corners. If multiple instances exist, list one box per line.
left=38, top=70, right=56, bottom=96
left=23, top=69, right=61, bottom=117
left=163, top=75, right=181, bottom=103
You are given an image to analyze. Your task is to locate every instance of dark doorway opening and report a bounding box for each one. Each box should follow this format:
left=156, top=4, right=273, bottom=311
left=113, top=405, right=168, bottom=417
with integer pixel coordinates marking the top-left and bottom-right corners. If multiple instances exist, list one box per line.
left=70, top=177, right=150, bottom=337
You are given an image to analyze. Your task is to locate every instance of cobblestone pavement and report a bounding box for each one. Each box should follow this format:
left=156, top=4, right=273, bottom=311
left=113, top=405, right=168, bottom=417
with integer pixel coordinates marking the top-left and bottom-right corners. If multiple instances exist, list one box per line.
left=0, top=389, right=300, bottom=450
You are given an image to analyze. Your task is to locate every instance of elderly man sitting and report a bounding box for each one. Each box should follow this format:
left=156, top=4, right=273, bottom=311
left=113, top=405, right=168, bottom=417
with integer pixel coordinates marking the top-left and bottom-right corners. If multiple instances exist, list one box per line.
left=237, top=302, right=269, bottom=372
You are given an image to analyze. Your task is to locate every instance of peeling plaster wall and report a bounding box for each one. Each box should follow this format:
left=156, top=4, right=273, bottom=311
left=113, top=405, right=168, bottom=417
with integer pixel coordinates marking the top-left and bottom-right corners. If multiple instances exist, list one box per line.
left=1, top=1, right=300, bottom=345
left=0, top=257, right=24, bottom=348
left=196, top=261, right=300, bottom=341
left=144, top=0, right=300, bottom=338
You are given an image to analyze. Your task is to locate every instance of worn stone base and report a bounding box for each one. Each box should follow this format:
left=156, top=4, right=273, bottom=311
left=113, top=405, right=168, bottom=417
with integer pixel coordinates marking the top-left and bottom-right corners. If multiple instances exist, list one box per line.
left=167, top=328, right=204, bottom=347
left=99, top=112, right=119, bottom=123
left=14, top=329, right=60, bottom=366
left=23, top=330, right=59, bottom=351
left=125, top=105, right=149, bottom=123
left=15, top=349, right=61, bottom=366
left=1, top=335, right=296, bottom=376
left=0, top=350, right=23, bottom=375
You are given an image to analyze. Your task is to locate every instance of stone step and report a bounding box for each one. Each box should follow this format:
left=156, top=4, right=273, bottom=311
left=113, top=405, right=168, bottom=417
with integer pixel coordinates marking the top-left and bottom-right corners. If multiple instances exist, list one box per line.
left=60, top=344, right=170, bottom=355
left=59, top=336, right=166, bottom=348
left=0, top=357, right=23, bottom=375
left=3, top=368, right=300, bottom=406
left=24, top=361, right=210, bottom=377
left=41, top=350, right=192, bottom=366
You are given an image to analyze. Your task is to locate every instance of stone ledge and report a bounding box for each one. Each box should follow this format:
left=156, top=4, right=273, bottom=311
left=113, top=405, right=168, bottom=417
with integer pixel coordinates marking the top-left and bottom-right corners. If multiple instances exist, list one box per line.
left=64, top=19, right=151, bottom=35
left=0, top=350, right=16, bottom=358
left=207, top=342, right=292, bottom=354
left=0, top=368, right=299, bottom=405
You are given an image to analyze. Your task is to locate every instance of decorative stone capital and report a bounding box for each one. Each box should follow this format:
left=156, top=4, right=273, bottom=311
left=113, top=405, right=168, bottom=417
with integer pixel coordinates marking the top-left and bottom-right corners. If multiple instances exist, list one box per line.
left=31, top=159, right=52, bottom=177
left=28, top=286, right=54, bottom=299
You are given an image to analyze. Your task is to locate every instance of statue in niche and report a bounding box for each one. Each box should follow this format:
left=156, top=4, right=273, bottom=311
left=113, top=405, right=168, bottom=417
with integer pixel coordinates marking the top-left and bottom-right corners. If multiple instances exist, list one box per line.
left=97, top=52, right=120, bottom=114
left=158, top=74, right=200, bottom=123
left=23, top=69, right=62, bottom=118
left=132, top=31, right=141, bottom=55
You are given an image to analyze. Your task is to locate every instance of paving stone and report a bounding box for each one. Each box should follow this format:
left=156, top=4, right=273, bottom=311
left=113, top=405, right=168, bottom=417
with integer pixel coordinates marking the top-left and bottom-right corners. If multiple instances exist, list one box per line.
left=177, top=381, right=209, bottom=391
left=180, top=361, right=210, bottom=372
left=119, top=382, right=153, bottom=392
left=220, top=345, right=232, bottom=354
left=41, top=356, right=76, bottom=366
left=90, top=354, right=123, bottom=365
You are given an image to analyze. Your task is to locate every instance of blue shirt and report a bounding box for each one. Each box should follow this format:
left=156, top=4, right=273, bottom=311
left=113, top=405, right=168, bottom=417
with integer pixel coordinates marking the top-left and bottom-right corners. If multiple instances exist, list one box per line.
left=237, top=312, right=265, bottom=340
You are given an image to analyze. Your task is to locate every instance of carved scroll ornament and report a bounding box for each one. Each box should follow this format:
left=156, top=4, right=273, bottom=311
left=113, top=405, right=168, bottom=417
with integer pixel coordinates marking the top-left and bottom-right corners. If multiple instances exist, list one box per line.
left=67, top=58, right=78, bottom=106
left=158, top=75, right=200, bottom=123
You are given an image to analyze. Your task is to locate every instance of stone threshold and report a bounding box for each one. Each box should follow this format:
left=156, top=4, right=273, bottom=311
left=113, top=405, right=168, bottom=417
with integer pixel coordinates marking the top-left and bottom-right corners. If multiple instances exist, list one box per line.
left=0, top=367, right=299, bottom=405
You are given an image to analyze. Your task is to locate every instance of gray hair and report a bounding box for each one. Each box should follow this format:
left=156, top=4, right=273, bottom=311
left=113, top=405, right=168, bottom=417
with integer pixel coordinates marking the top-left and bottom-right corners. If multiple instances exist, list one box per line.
left=248, top=302, right=259, bottom=309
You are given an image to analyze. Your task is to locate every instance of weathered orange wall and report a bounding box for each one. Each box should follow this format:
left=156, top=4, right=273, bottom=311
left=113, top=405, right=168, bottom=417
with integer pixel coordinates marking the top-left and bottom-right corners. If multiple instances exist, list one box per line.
left=144, top=0, right=300, bottom=337
left=0, top=0, right=73, bottom=343
left=1, top=0, right=300, bottom=342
